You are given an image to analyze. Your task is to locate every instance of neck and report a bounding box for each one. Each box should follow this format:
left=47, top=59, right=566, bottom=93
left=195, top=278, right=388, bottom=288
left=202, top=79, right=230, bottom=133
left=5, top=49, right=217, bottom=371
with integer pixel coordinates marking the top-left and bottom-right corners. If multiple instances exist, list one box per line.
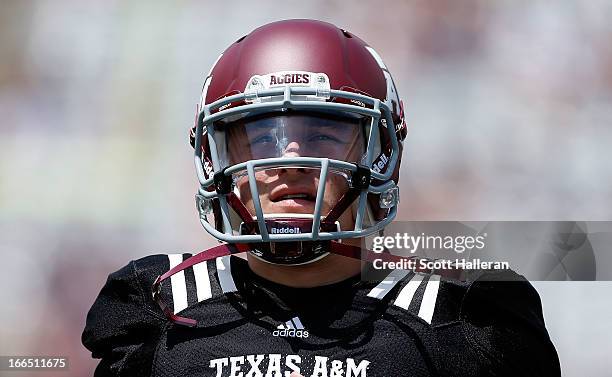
left=246, top=249, right=363, bottom=288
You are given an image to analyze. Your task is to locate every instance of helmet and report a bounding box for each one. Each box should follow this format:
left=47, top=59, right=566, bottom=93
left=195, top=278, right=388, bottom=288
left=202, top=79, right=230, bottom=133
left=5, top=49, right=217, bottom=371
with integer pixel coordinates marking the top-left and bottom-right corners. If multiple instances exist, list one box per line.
left=190, top=19, right=407, bottom=265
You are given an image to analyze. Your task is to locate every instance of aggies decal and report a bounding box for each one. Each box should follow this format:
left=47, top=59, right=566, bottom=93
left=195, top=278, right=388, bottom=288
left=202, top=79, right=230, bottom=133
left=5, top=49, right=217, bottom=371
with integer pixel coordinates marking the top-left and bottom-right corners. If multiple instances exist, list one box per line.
left=269, top=73, right=311, bottom=86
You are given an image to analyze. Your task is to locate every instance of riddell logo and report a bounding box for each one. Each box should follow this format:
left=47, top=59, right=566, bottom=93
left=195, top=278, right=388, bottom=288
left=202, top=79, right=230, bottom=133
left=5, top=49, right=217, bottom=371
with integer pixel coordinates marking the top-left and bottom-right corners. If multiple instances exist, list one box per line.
left=372, top=153, right=389, bottom=173
left=270, top=73, right=310, bottom=86
left=271, top=227, right=301, bottom=234
left=350, top=98, right=366, bottom=108
left=203, top=160, right=214, bottom=177
left=273, top=317, right=309, bottom=338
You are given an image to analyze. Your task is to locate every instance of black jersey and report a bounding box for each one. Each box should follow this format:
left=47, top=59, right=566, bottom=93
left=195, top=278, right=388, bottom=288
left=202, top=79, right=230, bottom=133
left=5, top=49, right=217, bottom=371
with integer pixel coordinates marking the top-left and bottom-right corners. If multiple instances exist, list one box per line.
left=82, top=253, right=560, bottom=377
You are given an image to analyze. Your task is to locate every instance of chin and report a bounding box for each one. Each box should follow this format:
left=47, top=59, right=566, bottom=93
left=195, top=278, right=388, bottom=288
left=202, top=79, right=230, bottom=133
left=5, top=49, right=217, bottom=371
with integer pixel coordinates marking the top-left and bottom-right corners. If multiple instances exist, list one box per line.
left=265, top=206, right=317, bottom=215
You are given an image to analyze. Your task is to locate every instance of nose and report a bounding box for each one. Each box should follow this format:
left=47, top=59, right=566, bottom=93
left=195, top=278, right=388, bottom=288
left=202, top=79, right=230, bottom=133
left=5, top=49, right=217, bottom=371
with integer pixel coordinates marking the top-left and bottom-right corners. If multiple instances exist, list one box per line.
left=281, top=141, right=301, bottom=158
left=278, top=141, right=310, bottom=175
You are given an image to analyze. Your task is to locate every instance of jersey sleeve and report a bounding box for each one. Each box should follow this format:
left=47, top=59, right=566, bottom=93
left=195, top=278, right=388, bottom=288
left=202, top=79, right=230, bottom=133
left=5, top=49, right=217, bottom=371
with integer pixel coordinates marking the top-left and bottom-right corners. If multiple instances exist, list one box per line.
left=82, top=257, right=168, bottom=377
left=461, top=270, right=561, bottom=377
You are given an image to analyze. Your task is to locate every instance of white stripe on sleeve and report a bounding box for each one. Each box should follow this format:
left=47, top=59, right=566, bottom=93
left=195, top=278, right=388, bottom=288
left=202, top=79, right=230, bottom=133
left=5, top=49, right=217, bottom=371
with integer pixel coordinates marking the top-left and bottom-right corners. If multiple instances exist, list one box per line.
left=417, top=275, right=441, bottom=324
left=393, top=273, right=425, bottom=310
left=168, top=254, right=188, bottom=313
left=216, top=255, right=237, bottom=293
left=193, top=261, right=212, bottom=302
left=367, top=269, right=409, bottom=299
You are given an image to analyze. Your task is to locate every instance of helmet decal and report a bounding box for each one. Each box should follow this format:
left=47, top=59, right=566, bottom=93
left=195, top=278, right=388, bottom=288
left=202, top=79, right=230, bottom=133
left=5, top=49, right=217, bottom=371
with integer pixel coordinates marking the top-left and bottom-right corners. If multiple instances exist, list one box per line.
left=365, top=46, right=388, bottom=70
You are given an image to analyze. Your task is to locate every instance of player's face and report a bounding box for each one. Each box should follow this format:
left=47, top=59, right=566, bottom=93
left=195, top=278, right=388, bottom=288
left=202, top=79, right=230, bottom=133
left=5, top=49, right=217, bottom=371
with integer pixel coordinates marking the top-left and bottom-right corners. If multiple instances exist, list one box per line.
left=225, top=114, right=366, bottom=228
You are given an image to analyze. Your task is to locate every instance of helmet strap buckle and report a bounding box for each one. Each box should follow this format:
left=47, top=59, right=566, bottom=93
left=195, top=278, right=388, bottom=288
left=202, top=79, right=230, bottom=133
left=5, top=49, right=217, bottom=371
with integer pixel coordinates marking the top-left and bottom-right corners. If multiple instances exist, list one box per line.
left=213, top=167, right=233, bottom=195
left=351, top=164, right=371, bottom=190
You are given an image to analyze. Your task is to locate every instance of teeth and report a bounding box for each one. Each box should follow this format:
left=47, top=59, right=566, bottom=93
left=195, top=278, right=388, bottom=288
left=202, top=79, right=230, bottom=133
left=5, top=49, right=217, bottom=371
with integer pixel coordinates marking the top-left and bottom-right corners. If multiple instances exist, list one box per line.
left=280, top=194, right=309, bottom=200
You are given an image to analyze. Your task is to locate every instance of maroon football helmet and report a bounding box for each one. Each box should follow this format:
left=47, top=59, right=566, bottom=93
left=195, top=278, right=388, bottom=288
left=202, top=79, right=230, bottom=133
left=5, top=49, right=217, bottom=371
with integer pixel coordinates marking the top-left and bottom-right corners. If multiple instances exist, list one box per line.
left=190, top=19, right=407, bottom=264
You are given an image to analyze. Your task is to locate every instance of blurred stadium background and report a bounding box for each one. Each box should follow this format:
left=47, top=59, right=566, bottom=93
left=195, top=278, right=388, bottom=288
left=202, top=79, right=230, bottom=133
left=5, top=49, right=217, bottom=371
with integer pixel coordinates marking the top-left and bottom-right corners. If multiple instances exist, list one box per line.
left=0, top=0, right=611, bottom=375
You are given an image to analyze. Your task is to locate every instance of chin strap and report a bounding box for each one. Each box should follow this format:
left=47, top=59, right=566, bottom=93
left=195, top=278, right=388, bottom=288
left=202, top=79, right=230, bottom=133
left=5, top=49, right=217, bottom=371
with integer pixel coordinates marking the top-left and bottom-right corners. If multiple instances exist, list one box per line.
left=151, top=241, right=463, bottom=327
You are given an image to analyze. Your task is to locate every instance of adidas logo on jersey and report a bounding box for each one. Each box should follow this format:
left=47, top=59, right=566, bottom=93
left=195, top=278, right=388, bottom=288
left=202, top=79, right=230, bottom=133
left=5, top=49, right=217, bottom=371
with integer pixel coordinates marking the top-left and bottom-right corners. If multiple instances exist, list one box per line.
left=273, top=317, right=309, bottom=338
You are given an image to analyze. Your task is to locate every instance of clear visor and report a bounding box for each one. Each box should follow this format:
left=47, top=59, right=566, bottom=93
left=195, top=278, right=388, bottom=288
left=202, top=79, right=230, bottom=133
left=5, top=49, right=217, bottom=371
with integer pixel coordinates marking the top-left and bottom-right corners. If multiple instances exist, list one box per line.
left=212, top=112, right=370, bottom=168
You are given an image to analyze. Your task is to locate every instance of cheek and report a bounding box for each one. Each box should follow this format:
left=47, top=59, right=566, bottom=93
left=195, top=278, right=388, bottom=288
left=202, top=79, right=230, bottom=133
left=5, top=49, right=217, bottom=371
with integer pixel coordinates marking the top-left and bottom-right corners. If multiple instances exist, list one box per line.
left=322, top=174, right=349, bottom=204
left=337, top=205, right=357, bottom=230
left=235, top=177, right=253, bottom=207
left=235, top=173, right=270, bottom=212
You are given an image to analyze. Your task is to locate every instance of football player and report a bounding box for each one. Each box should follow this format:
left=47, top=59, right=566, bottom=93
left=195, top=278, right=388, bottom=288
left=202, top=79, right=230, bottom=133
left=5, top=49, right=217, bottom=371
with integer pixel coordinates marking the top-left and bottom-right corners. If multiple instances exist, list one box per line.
left=83, top=19, right=560, bottom=376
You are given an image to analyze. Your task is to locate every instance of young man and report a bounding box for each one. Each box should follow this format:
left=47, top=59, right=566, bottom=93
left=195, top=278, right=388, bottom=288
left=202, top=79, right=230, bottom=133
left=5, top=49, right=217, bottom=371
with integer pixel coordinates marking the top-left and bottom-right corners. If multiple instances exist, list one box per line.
left=83, top=20, right=560, bottom=376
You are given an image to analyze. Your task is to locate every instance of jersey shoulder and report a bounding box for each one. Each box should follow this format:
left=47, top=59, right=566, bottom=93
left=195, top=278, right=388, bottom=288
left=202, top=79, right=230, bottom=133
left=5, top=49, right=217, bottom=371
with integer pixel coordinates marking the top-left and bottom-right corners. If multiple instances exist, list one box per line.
left=82, top=253, right=191, bottom=376
left=377, top=267, right=560, bottom=376
left=373, top=267, right=545, bottom=327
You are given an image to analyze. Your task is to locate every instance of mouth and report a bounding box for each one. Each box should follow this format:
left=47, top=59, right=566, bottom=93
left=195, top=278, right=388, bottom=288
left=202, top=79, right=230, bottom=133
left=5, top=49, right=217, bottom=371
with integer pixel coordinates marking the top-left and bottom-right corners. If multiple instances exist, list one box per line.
left=274, top=193, right=314, bottom=202
left=269, top=188, right=317, bottom=205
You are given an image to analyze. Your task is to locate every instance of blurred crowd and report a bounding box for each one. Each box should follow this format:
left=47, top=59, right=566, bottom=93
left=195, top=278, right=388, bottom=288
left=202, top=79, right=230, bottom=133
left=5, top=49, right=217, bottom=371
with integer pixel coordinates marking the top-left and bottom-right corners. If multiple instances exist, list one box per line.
left=0, top=1, right=611, bottom=376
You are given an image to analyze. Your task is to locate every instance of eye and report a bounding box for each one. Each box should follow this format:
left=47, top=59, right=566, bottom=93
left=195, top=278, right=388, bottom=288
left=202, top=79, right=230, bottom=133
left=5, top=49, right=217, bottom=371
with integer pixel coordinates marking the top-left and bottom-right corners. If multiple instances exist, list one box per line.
left=308, top=133, right=343, bottom=143
left=251, top=134, right=275, bottom=145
